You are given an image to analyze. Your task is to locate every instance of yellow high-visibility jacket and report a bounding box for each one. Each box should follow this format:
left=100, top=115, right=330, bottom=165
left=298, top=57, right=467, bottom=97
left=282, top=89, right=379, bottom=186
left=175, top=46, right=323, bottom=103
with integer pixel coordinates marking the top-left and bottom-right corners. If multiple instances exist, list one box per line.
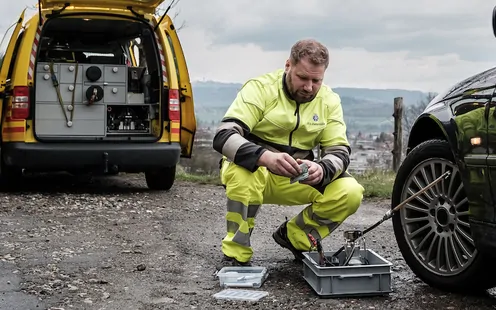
left=213, top=68, right=350, bottom=186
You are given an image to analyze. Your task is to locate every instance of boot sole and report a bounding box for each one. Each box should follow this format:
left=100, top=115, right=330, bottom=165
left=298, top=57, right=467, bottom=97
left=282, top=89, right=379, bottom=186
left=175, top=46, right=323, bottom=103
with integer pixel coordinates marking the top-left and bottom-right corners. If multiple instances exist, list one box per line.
left=272, top=230, right=304, bottom=261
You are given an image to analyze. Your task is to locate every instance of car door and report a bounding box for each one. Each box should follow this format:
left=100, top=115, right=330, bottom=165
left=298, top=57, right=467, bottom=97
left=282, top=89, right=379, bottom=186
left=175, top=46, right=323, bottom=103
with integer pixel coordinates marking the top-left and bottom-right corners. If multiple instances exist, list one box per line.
left=451, top=85, right=494, bottom=223
left=156, top=15, right=197, bottom=158
left=0, top=9, right=26, bottom=131
left=485, top=88, right=496, bottom=222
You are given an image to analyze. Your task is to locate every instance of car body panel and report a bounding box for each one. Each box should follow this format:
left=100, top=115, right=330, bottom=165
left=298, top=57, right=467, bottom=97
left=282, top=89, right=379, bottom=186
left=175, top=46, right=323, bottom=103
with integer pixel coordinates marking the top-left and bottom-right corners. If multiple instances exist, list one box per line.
left=407, top=67, right=496, bottom=232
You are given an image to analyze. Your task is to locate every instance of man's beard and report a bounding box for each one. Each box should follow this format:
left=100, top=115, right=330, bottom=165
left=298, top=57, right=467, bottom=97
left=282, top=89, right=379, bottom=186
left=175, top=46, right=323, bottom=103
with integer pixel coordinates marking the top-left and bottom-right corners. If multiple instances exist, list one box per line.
left=286, top=73, right=316, bottom=104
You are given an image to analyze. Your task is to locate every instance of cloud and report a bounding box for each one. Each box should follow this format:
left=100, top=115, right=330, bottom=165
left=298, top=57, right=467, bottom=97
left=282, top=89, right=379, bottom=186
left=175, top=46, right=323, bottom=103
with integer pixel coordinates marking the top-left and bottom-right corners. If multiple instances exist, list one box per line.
left=179, top=25, right=494, bottom=92
left=0, top=0, right=35, bottom=29
left=178, top=0, right=496, bottom=63
left=1, top=0, right=496, bottom=92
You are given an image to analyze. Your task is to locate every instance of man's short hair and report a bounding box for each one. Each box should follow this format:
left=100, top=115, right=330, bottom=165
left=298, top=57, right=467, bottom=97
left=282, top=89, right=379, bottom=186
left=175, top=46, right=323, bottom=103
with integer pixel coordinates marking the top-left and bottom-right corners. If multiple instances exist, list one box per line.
left=289, top=39, right=329, bottom=69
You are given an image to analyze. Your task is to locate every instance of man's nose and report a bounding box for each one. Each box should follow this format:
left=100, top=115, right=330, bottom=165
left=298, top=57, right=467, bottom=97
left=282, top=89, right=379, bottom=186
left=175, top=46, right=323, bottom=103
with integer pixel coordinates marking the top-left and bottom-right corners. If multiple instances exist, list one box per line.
left=303, top=82, right=312, bottom=92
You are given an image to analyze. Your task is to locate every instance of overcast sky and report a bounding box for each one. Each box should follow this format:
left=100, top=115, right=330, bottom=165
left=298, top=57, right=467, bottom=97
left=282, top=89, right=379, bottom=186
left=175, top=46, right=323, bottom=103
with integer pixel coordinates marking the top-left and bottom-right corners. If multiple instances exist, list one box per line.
left=3, top=0, right=496, bottom=92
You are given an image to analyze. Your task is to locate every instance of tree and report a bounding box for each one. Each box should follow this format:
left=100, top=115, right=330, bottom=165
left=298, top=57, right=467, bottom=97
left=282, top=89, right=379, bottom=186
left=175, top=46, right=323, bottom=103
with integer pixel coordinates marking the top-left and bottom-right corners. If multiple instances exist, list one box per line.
left=402, top=92, right=437, bottom=150
left=131, top=0, right=185, bottom=67
left=403, top=92, right=437, bottom=134
left=155, top=0, right=186, bottom=32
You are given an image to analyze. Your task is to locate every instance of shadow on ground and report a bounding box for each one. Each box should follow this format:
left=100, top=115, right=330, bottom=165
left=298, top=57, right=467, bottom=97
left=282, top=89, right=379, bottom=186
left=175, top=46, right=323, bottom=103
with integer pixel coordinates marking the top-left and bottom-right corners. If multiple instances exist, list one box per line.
left=0, top=172, right=150, bottom=194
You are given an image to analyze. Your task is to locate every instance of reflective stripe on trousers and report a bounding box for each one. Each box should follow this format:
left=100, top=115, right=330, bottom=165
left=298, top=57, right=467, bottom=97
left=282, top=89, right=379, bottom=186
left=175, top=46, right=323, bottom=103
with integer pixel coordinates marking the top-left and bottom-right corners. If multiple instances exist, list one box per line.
left=219, top=158, right=364, bottom=263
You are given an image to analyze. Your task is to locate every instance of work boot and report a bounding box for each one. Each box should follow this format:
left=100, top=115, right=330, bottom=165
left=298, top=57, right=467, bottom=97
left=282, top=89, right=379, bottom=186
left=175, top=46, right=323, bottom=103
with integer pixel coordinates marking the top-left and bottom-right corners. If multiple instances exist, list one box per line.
left=215, top=255, right=252, bottom=271
left=272, top=220, right=305, bottom=262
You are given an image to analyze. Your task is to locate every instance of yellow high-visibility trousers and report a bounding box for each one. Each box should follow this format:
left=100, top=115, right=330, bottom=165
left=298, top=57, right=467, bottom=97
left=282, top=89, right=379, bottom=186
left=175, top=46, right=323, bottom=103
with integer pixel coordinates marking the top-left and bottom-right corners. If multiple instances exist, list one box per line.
left=220, top=158, right=365, bottom=263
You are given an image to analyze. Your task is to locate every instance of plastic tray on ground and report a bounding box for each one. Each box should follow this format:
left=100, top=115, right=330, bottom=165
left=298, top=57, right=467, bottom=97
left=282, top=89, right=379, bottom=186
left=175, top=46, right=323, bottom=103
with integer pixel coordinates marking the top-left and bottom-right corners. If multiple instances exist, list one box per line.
left=302, top=248, right=393, bottom=298
left=216, top=266, right=269, bottom=288
left=213, top=289, right=269, bottom=302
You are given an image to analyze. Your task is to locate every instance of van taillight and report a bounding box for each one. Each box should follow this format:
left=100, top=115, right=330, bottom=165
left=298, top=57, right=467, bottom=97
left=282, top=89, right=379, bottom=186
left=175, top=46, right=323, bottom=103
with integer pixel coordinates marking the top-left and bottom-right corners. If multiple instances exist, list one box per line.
left=168, top=89, right=180, bottom=121
left=12, top=86, right=30, bottom=119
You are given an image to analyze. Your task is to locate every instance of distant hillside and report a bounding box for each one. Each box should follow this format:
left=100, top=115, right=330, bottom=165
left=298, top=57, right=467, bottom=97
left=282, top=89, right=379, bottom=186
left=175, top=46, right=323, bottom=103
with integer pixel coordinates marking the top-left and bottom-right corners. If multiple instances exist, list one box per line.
left=191, top=80, right=433, bottom=133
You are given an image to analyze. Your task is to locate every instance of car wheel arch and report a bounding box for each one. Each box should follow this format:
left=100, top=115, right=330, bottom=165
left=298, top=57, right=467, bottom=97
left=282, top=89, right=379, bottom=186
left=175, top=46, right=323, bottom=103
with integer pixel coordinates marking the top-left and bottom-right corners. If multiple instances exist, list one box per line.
left=407, top=115, right=453, bottom=154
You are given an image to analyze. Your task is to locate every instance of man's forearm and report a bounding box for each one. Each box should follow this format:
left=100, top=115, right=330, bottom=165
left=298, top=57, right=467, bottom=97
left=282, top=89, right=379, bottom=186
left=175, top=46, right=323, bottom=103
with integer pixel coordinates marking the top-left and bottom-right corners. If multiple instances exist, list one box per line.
left=317, top=145, right=351, bottom=186
left=213, top=121, right=267, bottom=172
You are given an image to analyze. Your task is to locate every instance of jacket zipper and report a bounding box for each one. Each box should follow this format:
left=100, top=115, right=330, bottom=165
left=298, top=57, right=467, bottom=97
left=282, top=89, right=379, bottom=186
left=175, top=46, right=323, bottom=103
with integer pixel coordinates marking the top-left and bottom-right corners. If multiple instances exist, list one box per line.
left=288, top=103, right=301, bottom=147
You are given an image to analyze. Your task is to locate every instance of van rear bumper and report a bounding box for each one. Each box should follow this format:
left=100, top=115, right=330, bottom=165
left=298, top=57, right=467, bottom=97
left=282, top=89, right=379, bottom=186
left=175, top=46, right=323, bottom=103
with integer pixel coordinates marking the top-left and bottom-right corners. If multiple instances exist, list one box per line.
left=2, top=142, right=181, bottom=173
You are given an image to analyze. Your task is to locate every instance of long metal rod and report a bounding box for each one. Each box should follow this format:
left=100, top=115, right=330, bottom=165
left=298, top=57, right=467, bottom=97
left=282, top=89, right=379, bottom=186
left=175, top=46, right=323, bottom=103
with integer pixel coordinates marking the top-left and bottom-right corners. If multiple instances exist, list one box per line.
left=330, top=169, right=452, bottom=259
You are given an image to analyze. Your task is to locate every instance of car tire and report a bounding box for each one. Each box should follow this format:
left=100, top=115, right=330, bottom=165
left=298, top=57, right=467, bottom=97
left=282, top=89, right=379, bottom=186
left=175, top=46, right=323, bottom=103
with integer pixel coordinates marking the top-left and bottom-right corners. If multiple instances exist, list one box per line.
left=145, top=166, right=176, bottom=190
left=392, top=139, right=496, bottom=293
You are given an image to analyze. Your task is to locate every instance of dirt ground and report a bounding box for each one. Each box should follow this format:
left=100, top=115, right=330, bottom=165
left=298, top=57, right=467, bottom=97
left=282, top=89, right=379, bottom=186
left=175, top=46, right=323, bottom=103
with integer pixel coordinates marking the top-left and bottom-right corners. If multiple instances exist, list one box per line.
left=1, top=173, right=495, bottom=310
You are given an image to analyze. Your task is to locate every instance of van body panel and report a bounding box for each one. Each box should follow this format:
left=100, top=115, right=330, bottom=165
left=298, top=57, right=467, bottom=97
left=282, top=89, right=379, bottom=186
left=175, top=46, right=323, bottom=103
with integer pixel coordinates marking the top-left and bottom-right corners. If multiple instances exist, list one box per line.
left=157, top=16, right=196, bottom=158
left=0, top=5, right=196, bottom=184
left=39, top=0, right=165, bottom=14
left=153, top=15, right=178, bottom=144
left=1, top=10, right=28, bottom=143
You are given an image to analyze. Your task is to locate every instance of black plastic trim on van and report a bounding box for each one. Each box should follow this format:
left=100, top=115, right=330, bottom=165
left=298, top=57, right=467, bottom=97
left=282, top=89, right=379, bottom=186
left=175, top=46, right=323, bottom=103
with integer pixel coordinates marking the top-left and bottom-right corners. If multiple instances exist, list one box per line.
left=2, top=141, right=181, bottom=173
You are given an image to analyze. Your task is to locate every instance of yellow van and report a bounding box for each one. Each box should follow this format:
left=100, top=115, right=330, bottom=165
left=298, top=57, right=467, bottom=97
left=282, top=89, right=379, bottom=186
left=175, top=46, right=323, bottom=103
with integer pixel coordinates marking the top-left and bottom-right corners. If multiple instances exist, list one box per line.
left=0, top=0, right=196, bottom=190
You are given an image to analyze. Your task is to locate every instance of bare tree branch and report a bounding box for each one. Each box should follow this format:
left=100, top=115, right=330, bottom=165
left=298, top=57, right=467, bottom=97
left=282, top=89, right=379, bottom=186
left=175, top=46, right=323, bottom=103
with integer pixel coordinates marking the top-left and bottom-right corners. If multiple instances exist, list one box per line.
left=403, top=92, right=436, bottom=132
left=155, top=0, right=186, bottom=32
left=401, top=92, right=437, bottom=153
left=172, top=8, right=186, bottom=32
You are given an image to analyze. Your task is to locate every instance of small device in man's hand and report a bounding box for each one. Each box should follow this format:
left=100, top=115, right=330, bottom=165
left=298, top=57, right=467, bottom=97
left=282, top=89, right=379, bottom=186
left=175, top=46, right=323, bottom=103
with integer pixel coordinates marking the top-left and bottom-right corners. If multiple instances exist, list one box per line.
left=290, top=162, right=309, bottom=184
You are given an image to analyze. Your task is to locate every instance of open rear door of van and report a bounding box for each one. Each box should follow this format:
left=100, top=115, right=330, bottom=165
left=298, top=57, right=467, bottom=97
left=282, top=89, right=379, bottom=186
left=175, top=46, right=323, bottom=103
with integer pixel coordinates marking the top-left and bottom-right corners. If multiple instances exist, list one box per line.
left=157, top=16, right=197, bottom=158
left=0, top=9, right=26, bottom=128
left=40, top=0, right=165, bottom=13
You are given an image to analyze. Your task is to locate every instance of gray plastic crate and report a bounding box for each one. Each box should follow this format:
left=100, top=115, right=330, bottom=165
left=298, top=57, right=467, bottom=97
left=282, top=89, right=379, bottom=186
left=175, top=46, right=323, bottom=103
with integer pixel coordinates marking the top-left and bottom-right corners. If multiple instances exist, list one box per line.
left=302, top=248, right=393, bottom=298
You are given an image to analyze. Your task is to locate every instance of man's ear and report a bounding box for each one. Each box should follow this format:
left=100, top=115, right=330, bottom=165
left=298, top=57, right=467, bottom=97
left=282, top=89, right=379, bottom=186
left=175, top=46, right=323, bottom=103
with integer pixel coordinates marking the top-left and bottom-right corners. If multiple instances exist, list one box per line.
left=284, top=59, right=290, bottom=72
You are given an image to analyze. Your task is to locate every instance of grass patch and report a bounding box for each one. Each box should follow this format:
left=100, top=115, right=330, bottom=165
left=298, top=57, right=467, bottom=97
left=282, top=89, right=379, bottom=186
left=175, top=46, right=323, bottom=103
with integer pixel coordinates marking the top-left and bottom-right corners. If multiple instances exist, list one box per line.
left=176, top=168, right=395, bottom=199
left=355, top=169, right=395, bottom=199
left=176, top=171, right=220, bottom=185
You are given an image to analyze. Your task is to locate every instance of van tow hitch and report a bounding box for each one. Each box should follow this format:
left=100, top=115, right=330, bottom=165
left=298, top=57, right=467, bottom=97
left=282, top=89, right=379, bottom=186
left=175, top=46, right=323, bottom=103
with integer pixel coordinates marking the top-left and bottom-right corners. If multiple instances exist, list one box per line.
left=308, top=170, right=451, bottom=267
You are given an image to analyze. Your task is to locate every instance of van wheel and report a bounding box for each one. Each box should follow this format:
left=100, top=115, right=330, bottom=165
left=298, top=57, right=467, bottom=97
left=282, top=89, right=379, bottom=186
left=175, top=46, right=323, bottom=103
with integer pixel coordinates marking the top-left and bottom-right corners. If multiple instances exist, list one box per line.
left=392, top=139, right=496, bottom=293
left=0, top=159, right=23, bottom=187
left=145, top=166, right=176, bottom=190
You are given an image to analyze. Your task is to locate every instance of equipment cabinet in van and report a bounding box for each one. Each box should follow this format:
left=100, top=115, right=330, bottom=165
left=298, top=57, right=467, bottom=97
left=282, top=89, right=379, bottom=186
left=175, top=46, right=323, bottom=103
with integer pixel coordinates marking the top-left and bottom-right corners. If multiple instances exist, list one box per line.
left=0, top=0, right=197, bottom=190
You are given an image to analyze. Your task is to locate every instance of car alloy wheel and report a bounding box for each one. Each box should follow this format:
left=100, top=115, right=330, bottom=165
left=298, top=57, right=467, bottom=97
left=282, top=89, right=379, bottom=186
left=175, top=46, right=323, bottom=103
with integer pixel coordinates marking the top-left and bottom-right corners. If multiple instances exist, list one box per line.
left=400, top=158, right=477, bottom=276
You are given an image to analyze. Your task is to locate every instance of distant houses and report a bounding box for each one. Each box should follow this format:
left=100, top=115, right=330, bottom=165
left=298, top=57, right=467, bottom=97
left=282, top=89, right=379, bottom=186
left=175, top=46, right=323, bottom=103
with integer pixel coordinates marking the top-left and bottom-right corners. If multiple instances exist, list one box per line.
left=187, top=126, right=393, bottom=176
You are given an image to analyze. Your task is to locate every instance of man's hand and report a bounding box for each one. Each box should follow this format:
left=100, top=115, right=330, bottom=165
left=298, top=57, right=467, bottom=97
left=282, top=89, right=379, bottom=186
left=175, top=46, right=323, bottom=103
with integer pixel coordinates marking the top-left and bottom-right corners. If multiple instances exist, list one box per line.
left=257, top=151, right=302, bottom=178
left=295, top=159, right=323, bottom=185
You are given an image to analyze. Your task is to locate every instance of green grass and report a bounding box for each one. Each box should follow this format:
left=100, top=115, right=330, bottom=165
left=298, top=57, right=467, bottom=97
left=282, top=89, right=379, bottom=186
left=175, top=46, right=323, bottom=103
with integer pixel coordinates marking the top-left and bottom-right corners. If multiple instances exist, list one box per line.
left=176, top=167, right=395, bottom=199
left=176, top=171, right=220, bottom=185
left=355, top=169, right=396, bottom=199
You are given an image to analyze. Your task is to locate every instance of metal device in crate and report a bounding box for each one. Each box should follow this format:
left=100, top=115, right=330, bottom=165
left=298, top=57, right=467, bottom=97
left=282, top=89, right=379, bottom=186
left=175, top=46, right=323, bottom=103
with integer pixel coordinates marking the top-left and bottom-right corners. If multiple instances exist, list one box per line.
left=342, top=229, right=369, bottom=266
left=302, top=248, right=393, bottom=298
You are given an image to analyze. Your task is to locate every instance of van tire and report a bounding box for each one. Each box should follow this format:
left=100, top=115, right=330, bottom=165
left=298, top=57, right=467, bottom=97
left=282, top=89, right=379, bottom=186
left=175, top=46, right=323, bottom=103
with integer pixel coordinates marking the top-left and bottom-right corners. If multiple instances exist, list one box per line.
left=0, top=157, right=23, bottom=188
left=145, top=166, right=176, bottom=190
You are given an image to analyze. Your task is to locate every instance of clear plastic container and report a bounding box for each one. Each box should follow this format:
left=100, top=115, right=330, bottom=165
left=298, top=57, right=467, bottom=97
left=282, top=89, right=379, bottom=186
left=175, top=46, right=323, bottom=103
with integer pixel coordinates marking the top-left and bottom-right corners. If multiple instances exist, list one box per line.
left=216, top=266, right=269, bottom=288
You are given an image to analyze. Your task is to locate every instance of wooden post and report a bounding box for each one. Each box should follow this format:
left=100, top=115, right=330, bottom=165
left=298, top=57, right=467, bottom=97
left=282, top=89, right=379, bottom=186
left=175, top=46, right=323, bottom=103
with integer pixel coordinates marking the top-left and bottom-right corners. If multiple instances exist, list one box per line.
left=392, top=97, right=403, bottom=172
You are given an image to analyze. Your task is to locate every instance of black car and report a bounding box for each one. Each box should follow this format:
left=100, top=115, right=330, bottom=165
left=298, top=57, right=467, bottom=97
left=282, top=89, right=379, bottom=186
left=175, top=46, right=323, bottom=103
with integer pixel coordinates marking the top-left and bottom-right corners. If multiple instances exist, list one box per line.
left=391, top=7, right=496, bottom=293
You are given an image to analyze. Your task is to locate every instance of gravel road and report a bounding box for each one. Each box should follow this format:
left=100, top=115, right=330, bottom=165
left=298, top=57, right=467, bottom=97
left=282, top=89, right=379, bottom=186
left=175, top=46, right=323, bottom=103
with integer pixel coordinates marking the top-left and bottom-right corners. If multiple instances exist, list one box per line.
left=1, top=173, right=495, bottom=310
